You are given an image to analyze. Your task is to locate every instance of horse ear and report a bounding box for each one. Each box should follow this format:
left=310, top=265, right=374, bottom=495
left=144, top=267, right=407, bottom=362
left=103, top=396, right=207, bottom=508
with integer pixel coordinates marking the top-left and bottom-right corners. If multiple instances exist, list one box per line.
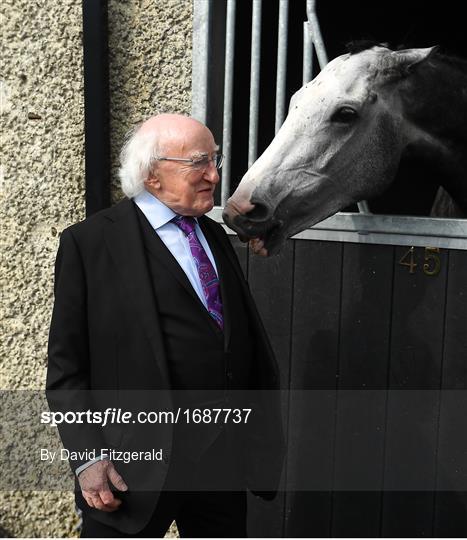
left=392, top=46, right=439, bottom=73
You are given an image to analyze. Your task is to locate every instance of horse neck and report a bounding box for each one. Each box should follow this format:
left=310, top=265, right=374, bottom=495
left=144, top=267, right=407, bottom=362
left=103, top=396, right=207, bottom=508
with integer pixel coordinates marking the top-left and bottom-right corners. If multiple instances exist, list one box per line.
left=399, top=57, right=467, bottom=212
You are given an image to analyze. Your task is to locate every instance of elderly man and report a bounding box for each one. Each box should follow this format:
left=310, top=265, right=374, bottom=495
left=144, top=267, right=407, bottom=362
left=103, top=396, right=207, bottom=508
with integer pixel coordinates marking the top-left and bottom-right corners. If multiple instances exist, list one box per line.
left=46, top=114, right=283, bottom=537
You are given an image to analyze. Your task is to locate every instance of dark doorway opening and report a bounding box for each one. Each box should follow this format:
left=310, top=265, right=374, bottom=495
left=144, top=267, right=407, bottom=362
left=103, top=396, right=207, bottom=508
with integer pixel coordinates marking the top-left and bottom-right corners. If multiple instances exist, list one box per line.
left=222, top=0, right=465, bottom=216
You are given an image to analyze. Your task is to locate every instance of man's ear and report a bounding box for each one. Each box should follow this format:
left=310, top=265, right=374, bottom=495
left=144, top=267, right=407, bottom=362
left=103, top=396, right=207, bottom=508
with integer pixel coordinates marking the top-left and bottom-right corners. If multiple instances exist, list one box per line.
left=144, top=174, right=160, bottom=191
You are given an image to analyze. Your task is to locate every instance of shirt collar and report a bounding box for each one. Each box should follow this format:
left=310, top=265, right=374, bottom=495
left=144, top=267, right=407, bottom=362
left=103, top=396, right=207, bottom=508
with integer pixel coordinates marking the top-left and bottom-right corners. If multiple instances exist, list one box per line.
left=133, top=190, right=199, bottom=230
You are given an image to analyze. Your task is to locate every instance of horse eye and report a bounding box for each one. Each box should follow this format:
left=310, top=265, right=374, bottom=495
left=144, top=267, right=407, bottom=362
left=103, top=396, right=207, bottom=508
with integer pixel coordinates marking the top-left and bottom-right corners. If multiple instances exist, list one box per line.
left=331, top=106, right=358, bottom=123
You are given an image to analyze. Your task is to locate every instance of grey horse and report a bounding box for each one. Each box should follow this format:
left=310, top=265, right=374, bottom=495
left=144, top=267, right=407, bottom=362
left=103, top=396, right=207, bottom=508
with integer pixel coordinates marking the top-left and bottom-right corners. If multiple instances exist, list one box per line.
left=223, top=44, right=467, bottom=256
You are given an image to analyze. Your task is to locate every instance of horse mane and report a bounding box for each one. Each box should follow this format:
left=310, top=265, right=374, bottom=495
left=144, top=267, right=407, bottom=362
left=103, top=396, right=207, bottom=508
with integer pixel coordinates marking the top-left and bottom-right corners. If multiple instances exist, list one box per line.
left=346, top=40, right=388, bottom=54
left=347, top=40, right=467, bottom=66
left=346, top=41, right=467, bottom=81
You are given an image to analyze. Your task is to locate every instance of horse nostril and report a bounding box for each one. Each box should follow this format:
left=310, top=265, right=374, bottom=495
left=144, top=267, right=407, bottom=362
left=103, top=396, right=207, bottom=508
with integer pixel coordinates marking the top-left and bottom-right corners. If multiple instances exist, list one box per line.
left=245, top=200, right=272, bottom=222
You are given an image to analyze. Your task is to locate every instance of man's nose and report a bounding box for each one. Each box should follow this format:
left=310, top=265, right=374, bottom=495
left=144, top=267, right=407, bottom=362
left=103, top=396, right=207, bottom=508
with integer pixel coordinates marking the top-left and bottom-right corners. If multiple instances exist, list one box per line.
left=204, top=163, right=220, bottom=183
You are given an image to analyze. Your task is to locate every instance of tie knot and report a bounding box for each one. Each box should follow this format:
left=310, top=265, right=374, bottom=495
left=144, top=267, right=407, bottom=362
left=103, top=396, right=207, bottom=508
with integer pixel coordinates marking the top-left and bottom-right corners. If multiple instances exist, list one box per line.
left=172, top=215, right=197, bottom=236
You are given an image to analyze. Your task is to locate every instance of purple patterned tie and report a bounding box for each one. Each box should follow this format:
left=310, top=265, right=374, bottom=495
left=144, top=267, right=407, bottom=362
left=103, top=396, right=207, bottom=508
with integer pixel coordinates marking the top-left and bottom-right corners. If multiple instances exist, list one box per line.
left=172, top=215, right=224, bottom=330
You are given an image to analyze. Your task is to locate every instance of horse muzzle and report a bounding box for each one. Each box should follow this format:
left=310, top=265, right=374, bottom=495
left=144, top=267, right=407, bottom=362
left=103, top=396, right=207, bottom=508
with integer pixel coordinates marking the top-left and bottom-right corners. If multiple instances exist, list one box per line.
left=223, top=199, right=284, bottom=255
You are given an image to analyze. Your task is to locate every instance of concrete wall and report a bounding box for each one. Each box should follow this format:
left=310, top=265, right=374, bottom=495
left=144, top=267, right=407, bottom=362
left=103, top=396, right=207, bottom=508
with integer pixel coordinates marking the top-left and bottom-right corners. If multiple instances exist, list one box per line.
left=1, top=0, right=192, bottom=536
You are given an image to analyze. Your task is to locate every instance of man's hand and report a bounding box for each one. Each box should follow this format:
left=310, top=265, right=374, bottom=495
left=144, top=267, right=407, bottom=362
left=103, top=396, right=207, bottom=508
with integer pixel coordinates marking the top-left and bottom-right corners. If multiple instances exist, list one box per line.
left=249, top=238, right=268, bottom=257
left=78, top=460, right=128, bottom=512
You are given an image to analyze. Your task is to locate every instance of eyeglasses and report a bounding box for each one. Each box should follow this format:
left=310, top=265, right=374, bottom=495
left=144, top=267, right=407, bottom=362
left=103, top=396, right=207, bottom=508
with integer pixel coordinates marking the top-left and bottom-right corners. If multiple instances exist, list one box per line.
left=156, top=153, right=225, bottom=171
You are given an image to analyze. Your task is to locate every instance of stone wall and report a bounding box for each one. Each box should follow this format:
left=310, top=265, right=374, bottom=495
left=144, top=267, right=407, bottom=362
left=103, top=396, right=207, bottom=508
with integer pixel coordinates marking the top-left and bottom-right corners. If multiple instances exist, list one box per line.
left=1, top=0, right=192, bottom=536
left=108, top=0, right=193, bottom=200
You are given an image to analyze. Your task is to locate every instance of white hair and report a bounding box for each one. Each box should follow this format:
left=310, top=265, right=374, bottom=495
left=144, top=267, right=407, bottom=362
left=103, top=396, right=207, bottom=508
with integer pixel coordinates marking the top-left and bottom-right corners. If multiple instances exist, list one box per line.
left=118, top=122, right=162, bottom=198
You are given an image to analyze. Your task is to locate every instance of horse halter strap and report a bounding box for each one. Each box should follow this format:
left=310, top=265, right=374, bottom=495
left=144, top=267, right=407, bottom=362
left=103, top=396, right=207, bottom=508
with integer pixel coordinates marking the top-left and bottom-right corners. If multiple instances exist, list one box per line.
left=171, top=215, right=224, bottom=330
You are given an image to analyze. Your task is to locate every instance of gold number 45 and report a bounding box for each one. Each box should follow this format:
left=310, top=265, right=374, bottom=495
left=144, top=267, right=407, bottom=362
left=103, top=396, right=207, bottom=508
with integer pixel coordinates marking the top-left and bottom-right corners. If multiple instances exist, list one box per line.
left=398, top=247, right=441, bottom=276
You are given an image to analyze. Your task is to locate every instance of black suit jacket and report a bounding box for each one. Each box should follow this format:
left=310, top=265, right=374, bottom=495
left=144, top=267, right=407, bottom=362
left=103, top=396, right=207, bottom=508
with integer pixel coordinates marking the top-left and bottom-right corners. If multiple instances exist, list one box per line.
left=46, top=198, right=284, bottom=534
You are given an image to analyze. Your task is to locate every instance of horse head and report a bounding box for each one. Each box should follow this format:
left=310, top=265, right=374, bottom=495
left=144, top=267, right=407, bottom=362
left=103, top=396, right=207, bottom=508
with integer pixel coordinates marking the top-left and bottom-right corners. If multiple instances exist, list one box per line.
left=223, top=45, right=439, bottom=255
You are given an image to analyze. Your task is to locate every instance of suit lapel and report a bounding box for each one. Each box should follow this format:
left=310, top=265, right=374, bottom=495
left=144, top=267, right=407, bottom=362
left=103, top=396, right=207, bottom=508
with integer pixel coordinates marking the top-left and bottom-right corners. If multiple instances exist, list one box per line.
left=136, top=208, right=224, bottom=339
left=204, top=219, right=278, bottom=373
left=201, top=218, right=249, bottom=287
left=137, top=211, right=207, bottom=310
left=198, top=217, right=232, bottom=349
left=103, top=199, right=172, bottom=386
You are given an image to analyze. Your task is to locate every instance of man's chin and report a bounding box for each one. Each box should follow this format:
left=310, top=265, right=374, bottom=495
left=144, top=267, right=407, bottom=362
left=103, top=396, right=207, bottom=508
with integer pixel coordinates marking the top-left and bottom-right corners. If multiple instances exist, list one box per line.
left=200, top=201, right=215, bottom=216
left=187, top=199, right=214, bottom=217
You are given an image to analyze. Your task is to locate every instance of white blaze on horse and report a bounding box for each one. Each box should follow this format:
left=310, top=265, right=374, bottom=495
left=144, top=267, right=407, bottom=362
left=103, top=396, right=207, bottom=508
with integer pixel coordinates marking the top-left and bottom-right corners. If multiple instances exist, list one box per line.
left=223, top=44, right=467, bottom=256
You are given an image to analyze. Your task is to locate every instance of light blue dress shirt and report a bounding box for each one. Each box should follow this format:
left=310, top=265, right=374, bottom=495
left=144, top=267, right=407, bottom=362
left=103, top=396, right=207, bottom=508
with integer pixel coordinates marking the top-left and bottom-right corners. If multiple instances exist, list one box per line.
left=133, top=189, right=219, bottom=308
